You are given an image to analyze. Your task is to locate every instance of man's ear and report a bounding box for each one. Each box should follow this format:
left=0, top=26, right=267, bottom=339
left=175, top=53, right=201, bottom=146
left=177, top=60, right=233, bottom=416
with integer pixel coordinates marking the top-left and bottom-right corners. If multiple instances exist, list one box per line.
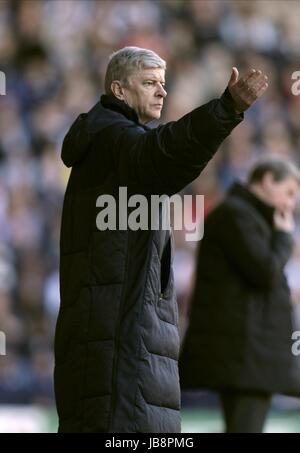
left=110, top=81, right=125, bottom=100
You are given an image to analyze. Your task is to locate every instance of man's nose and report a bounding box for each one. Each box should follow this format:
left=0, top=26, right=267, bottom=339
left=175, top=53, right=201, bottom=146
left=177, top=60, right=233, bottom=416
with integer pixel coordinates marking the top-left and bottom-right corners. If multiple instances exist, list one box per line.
left=156, top=84, right=167, bottom=98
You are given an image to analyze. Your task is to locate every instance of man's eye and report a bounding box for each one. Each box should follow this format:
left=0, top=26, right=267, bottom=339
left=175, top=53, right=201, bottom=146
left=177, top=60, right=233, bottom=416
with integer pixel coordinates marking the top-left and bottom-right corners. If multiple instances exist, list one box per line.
left=144, top=81, right=166, bottom=88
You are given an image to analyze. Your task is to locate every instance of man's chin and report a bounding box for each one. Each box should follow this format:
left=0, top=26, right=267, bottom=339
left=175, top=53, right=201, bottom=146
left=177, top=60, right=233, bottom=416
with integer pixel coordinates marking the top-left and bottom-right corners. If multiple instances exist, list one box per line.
left=150, top=111, right=161, bottom=120
left=143, top=111, right=161, bottom=124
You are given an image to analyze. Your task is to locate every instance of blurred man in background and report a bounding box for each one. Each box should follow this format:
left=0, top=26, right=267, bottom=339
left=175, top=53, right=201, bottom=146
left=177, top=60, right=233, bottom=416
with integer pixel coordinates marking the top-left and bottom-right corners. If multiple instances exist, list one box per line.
left=54, top=45, right=268, bottom=433
left=180, top=156, right=300, bottom=433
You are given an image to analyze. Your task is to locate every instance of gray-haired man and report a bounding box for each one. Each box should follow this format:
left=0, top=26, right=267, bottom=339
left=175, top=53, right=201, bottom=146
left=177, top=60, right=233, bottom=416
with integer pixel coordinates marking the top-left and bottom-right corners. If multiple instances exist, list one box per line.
left=54, top=46, right=268, bottom=433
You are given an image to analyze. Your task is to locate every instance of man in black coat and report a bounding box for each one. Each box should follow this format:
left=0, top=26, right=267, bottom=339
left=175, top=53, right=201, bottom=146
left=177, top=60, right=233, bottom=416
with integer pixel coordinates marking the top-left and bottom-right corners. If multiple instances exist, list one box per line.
left=180, top=157, right=300, bottom=433
left=54, top=46, right=268, bottom=432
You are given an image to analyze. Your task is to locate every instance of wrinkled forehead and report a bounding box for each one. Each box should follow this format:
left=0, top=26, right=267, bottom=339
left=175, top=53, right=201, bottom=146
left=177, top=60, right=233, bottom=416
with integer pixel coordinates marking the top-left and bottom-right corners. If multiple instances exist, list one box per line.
left=130, top=67, right=165, bottom=82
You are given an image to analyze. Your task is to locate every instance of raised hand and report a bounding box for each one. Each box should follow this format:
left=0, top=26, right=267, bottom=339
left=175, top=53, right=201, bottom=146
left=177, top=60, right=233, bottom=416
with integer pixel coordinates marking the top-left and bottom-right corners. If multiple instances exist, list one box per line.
left=227, top=67, right=268, bottom=114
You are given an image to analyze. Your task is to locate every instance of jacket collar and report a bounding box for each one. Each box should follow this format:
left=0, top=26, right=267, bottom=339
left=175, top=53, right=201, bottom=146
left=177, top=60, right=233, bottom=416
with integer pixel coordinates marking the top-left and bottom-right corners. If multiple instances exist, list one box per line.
left=100, top=94, right=140, bottom=124
left=229, top=182, right=275, bottom=226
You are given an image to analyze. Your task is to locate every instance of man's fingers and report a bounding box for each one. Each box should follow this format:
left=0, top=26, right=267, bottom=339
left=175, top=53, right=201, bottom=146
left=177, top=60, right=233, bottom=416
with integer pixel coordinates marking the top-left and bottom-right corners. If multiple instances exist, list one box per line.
left=244, top=75, right=267, bottom=97
left=246, top=73, right=268, bottom=90
left=243, top=68, right=256, bottom=80
left=251, top=77, right=268, bottom=96
left=237, top=68, right=257, bottom=87
left=236, top=72, right=268, bottom=102
left=238, top=70, right=267, bottom=90
left=255, top=81, right=269, bottom=99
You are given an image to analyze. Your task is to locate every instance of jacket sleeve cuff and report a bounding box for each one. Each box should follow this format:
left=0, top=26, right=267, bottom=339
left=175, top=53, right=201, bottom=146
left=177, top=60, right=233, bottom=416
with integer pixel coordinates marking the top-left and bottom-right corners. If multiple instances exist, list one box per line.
left=216, top=87, right=244, bottom=123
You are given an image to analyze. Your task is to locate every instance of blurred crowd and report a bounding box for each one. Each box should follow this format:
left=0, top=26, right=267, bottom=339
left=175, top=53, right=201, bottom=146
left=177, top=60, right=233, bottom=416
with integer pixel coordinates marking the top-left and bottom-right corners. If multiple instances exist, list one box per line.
left=0, top=0, right=300, bottom=407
